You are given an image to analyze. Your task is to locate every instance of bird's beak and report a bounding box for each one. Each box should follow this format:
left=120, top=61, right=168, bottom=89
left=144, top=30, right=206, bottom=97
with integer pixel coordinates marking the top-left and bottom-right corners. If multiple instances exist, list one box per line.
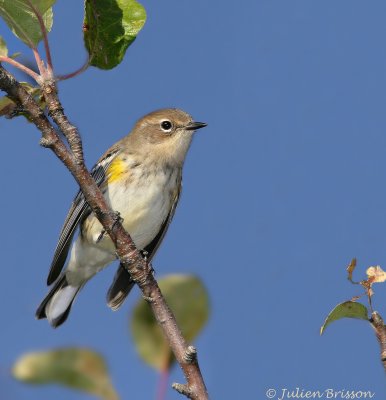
left=185, top=121, right=207, bottom=131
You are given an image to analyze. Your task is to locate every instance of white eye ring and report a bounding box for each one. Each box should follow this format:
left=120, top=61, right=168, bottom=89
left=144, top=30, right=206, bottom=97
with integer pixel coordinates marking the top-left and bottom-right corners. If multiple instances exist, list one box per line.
left=160, top=120, right=173, bottom=132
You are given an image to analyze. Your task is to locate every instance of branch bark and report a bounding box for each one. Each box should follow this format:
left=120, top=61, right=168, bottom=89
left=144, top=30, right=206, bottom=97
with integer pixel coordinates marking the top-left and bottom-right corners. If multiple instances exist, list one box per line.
left=0, top=64, right=208, bottom=400
left=41, top=80, right=84, bottom=162
left=370, top=311, right=386, bottom=372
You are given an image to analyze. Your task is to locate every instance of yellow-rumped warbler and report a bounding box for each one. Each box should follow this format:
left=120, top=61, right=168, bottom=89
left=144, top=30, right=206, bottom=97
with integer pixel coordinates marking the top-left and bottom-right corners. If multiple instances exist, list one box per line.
left=36, top=108, right=206, bottom=327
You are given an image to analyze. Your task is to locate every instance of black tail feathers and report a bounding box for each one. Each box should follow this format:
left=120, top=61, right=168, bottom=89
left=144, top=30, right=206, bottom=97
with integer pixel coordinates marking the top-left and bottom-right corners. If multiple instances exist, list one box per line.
left=107, top=264, right=135, bottom=311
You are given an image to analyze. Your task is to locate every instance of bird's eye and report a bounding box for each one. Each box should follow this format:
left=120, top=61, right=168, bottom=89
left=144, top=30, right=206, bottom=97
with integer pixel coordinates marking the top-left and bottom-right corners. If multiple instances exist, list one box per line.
left=161, top=120, right=173, bottom=132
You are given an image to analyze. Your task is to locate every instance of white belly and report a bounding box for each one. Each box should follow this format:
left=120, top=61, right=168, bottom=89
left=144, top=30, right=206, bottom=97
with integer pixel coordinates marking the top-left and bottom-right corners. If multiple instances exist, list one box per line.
left=66, top=166, right=179, bottom=283
left=105, top=170, right=177, bottom=249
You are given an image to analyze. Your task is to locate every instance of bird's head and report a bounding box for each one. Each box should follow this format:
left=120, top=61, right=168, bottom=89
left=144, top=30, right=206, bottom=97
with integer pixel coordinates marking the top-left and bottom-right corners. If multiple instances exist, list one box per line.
left=128, top=108, right=207, bottom=166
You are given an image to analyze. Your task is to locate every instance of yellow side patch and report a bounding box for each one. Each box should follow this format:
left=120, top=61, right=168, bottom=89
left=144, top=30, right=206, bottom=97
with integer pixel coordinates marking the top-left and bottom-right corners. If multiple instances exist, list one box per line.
left=107, top=157, right=127, bottom=183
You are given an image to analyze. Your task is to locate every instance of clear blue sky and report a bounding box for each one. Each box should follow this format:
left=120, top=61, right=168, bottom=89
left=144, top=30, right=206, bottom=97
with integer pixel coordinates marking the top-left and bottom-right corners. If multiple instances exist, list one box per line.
left=1, top=1, right=386, bottom=399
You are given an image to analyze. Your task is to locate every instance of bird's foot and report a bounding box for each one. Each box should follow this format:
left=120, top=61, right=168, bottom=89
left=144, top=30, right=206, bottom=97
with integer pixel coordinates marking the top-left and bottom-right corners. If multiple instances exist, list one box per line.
left=141, top=250, right=149, bottom=262
left=112, top=211, right=123, bottom=226
left=96, top=229, right=106, bottom=243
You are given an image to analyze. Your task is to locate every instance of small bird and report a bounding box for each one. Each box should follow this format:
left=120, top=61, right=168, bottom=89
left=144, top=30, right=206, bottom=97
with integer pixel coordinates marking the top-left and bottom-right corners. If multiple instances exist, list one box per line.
left=36, top=108, right=206, bottom=327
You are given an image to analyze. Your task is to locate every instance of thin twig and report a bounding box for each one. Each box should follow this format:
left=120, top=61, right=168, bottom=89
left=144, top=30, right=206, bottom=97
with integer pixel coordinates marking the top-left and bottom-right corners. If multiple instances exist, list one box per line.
left=0, top=65, right=208, bottom=400
left=370, top=311, right=386, bottom=372
left=0, top=57, right=39, bottom=81
left=172, top=383, right=192, bottom=397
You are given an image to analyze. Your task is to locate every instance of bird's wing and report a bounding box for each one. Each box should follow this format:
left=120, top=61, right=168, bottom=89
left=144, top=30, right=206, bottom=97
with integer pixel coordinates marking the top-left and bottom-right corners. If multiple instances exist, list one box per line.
left=46, top=148, right=120, bottom=285
left=106, top=182, right=182, bottom=310
left=144, top=182, right=181, bottom=259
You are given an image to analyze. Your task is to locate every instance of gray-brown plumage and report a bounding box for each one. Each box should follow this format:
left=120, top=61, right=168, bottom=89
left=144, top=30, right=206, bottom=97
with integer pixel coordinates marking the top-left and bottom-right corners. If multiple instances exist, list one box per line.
left=36, top=109, right=206, bottom=327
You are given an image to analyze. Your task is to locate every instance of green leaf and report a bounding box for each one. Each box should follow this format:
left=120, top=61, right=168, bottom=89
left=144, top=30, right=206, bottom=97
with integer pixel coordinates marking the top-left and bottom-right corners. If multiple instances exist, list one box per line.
left=0, top=82, right=34, bottom=118
left=10, top=52, right=22, bottom=59
left=12, top=347, right=118, bottom=400
left=0, top=96, right=17, bottom=117
left=131, top=274, right=210, bottom=370
left=9, top=51, right=22, bottom=60
left=0, top=83, right=45, bottom=119
left=0, top=35, right=7, bottom=56
left=0, top=0, right=56, bottom=47
left=84, top=0, right=146, bottom=70
left=320, top=301, right=369, bottom=335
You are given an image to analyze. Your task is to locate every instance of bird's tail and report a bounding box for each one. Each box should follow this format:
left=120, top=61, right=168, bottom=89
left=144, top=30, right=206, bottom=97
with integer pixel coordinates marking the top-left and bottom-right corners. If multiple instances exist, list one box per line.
left=36, top=275, right=81, bottom=328
left=106, top=263, right=135, bottom=310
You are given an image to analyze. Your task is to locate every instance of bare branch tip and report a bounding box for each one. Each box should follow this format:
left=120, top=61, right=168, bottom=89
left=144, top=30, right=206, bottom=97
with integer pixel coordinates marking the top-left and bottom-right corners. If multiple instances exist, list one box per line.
left=39, top=137, right=54, bottom=147
left=172, top=383, right=192, bottom=397
left=142, top=295, right=154, bottom=303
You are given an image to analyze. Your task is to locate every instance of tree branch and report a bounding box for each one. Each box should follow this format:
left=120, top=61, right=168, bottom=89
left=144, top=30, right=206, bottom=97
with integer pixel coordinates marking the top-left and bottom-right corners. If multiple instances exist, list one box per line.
left=41, top=80, right=84, bottom=163
left=370, top=311, right=386, bottom=371
left=0, top=64, right=208, bottom=400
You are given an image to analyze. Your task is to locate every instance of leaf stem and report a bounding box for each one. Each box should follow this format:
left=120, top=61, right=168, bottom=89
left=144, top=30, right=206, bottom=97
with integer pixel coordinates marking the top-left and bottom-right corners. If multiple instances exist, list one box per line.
left=57, top=59, right=90, bottom=81
left=0, top=56, right=39, bottom=81
left=25, top=0, right=54, bottom=75
left=32, top=47, right=45, bottom=77
left=156, top=367, right=170, bottom=400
